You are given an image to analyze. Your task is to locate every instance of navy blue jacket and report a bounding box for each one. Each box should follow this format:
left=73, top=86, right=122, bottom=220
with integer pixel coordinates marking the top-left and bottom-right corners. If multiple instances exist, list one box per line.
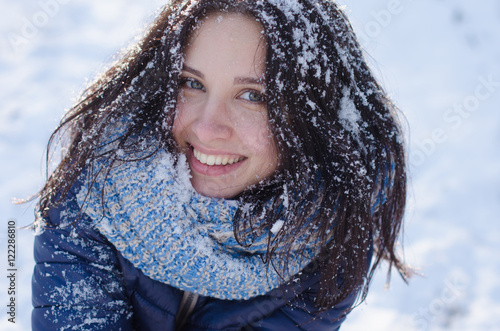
left=32, top=183, right=358, bottom=330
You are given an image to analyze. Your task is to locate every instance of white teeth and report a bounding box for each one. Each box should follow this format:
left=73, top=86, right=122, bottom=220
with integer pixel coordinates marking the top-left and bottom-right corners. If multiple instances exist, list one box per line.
left=206, top=155, right=216, bottom=166
left=193, top=148, right=243, bottom=166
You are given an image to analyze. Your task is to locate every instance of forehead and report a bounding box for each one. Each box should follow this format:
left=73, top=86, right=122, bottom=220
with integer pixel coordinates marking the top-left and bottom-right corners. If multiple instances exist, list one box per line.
left=188, top=12, right=264, bottom=44
left=183, top=13, right=266, bottom=73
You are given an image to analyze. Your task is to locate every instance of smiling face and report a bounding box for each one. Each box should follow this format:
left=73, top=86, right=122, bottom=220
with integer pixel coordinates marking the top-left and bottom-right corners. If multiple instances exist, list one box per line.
left=172, top=13, right=278, bottom=198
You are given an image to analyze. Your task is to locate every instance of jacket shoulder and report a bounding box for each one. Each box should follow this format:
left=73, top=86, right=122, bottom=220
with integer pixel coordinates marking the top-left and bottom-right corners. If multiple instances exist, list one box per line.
left=32, top=182, right=133, bottom=330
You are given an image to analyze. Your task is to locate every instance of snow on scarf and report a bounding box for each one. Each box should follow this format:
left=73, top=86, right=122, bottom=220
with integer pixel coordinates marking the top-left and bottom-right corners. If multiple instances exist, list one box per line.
left=76, top=150, right=315, bottom=300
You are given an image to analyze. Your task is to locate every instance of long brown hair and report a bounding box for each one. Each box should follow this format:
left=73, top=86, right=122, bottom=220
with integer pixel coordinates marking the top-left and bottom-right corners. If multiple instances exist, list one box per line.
left=38, top=0, right=410, bottom=311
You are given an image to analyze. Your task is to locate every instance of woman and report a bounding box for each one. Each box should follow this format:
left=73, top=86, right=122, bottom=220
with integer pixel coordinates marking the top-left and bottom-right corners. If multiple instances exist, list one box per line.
left=32, top=0, right=409, bottom=330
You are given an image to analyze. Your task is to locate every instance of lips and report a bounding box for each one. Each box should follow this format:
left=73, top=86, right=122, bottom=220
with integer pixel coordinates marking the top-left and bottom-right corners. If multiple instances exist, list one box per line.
left=188, top=146, right=246, bottom=176
left=193, top=148, right=245, bottom=166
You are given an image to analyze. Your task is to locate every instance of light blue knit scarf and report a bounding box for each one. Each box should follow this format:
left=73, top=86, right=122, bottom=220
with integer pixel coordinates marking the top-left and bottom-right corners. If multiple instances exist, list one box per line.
left=76, top=149, right=316, bottom=300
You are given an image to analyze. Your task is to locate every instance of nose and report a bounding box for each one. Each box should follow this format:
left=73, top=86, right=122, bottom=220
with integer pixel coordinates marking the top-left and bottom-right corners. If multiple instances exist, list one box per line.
left=191, top=97, right=233, bottom=142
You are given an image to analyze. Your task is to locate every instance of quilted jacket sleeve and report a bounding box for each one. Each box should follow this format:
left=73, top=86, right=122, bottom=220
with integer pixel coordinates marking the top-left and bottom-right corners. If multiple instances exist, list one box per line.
left=31, top=184, right=133, bottom=331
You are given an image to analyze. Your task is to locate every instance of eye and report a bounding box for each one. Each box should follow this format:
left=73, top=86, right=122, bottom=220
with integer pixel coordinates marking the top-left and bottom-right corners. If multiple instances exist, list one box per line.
left=181, top=78, right=205, bottom=91
left=240, top=90, right=264, bottom=103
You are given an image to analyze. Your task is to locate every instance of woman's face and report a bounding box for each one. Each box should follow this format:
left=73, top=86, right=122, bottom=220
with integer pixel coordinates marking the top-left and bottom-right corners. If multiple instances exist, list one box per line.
left=173, top=13, right=278, bottom=198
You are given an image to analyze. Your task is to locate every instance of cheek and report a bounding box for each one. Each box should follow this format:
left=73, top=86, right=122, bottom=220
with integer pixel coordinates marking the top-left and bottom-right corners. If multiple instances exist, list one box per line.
left=264, top=139, right=278, bottom=167
left=172, top=106, right=186, bottom=145
left=246, top=121, right=277, bottom=163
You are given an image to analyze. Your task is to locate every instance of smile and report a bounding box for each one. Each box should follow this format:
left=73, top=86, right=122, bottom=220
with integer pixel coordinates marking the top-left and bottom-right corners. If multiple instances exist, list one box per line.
left=193, top=148, right=245, bottom=166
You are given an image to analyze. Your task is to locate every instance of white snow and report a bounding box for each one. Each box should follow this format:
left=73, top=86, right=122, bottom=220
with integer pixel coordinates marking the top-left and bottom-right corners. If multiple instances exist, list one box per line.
left=270, top=220, right=285, bottom=234
left=338, top=87, right=361, bottom=135
left=1, top=0, right=499, bottom=330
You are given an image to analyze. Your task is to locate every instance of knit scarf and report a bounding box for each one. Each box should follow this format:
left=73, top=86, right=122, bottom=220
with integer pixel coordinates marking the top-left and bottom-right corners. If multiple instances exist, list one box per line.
left=76, top=149, right=316, bottom=300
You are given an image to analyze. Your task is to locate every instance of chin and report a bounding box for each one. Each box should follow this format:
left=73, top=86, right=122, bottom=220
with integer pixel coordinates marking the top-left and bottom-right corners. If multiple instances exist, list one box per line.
left=191, top=181, right=243, bottom=199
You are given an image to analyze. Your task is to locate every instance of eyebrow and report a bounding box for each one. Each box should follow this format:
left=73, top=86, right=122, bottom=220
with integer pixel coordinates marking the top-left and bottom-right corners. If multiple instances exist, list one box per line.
left=182, top=65, right=204, bottom=79
left=234, top=76, right=265, bottom=86
left=182, top=65, right=264, bottom=86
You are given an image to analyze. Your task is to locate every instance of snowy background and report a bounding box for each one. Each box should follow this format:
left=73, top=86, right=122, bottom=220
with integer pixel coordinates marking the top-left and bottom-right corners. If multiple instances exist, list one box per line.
left=1, top=0, right=499, bottom=330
